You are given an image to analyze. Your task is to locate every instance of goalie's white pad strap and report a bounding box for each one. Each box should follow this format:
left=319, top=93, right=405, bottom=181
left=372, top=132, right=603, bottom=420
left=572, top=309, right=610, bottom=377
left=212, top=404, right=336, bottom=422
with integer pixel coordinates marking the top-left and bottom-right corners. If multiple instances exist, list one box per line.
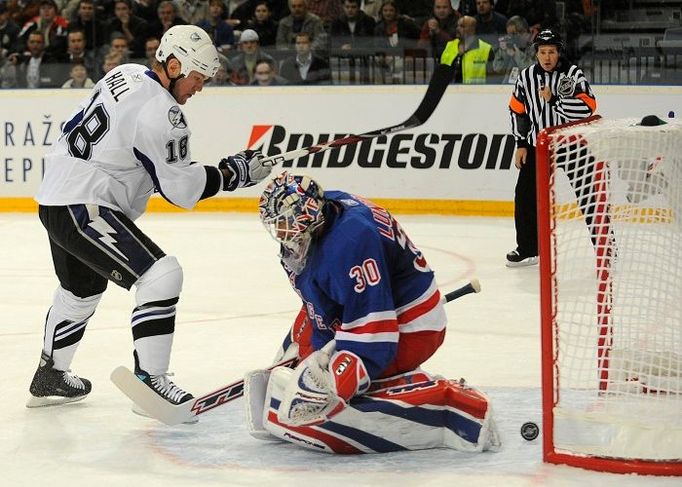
left=244, top=369, right=281, bottom=441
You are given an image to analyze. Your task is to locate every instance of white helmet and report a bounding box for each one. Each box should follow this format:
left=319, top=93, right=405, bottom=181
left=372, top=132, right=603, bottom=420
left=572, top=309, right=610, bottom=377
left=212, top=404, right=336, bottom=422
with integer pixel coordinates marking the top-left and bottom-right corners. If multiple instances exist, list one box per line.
left=156, top=25, right=220, bottom=78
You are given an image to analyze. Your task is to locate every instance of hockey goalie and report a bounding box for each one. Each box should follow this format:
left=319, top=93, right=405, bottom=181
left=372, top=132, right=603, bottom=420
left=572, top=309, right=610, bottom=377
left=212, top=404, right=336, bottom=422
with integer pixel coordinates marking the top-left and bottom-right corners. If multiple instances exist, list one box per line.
left=244, top=172, right=501, bottom=454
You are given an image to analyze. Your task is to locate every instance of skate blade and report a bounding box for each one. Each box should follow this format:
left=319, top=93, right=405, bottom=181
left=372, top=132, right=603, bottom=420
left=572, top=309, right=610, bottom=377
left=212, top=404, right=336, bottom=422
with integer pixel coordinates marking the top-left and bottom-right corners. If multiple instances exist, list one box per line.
left=505, top=256, right=539, bottom=268
left=131, top=402, right=198, bottom=424
left=26, top=393, right=88, bottom=408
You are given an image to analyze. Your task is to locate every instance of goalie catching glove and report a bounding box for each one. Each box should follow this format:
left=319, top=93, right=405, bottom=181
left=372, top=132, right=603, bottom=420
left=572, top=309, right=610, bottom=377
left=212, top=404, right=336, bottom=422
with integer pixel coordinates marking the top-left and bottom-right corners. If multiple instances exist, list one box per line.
left=219, top=150, right=272, bottom=191
left=273, top=341, right=370, bottom=427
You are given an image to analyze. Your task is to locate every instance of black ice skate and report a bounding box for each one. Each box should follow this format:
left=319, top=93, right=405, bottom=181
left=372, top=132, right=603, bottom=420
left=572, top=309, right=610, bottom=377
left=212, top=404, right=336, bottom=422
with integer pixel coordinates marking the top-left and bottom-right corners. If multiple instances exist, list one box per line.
left=134, top=367, right=194, bottom=405
left=505, top=249, right=539, bottom=268
left=26, top=351, right=92, bottom=408
left=131, top=367, right=197, bottom=423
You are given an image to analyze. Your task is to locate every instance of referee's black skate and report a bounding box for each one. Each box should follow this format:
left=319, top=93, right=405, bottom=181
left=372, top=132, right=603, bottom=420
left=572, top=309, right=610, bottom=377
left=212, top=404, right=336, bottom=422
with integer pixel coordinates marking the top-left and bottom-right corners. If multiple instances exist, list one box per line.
left=505, top=249, right=539, bottom=268
left=26, top=351, right=92, bottom=408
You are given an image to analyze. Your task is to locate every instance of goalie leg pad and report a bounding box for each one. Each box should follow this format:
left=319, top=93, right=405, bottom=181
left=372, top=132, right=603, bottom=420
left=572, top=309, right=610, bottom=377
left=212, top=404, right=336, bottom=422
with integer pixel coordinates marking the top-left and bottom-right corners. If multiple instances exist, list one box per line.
left=261, top=371, right=500, bottom=454
left=244, top=369, right=282, bottom=441
left=360, top=378, right=501, bottom=452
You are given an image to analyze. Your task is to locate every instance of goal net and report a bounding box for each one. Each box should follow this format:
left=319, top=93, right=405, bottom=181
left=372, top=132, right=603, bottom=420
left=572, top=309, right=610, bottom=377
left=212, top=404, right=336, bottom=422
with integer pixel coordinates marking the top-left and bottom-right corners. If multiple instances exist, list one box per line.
left=536, top=115, right=682, bottom=476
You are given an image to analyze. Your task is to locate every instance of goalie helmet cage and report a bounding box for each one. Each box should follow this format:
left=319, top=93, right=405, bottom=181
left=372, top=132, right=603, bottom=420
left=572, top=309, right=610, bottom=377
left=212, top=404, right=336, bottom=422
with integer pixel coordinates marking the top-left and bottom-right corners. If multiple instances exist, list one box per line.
left=536, top=115, right=682, bottom=476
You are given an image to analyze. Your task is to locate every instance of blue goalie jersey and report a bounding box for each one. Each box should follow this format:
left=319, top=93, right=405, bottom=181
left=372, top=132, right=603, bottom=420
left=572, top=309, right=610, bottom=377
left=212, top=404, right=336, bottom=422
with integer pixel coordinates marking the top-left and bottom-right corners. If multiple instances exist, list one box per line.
left=285, top=191, right=447, bottom=380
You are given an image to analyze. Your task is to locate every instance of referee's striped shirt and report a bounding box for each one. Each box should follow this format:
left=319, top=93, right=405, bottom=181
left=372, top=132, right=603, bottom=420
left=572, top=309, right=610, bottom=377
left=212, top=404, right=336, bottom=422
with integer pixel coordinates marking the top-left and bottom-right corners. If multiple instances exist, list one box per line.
left=509, top=60, right=597, bottom=148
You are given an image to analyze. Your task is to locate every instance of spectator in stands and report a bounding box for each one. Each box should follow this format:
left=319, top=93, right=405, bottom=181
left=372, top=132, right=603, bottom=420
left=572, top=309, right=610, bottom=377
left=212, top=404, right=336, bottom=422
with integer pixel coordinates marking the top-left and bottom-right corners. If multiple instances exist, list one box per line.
left=18, top=0, right=69, bottom=57
left=101, top=49, right=122, bottom=74
left=196, top=0, right=234, bottom=54
left=8, top=0, right=38, bottom=27
left=360, top=0, right=382, bottom=20
left=143, top=36, right=159, bottom=67
left=225, top=0, right=258, bottom=30
left=208, top=52, right=234, bottom=86
left=494, top=0, right=558, bottom=37
left=68, top=0, right=106, bottom=52
left=245, top=1, right=278, bottom=47
left=1, top=2, right=21, bottom=57
left=131, top=0, right=158, bottom=23
left=7, top=31, right=61, bottom=87
left=148, top=1, right=186, bottom=39
left=250, top=57, right=287, bottom=85
left=330, top=0, right=376, bottom=51
left=492, top=15, right=533, bottom=83
left=59, top=27, right=97, bottom=79
left=0, top=53, right=16, bottom=87
left=456, top=0, right=476, bottom=17
left=176, top=0, right=210, bottom=25
left=440, top=15, right=494, bottom=84
left=373, top=0, right=420, bottom=50
left=276, top=0, right=327, bottom=54
left=230, top=28, right=274, bottom=84
left=417, top=0, right=458, bottom=61
left=106, top=0, right=149, bottom=58
left=60, top=58, right=94, bottom=86
left=393, top=0, right=432, bottom=26
left=474, top=0, right=507, bottom=47
left=56, top=0, right=82, bottom=22
left=108, top=32, right=131, bottom=62
left=307, top=0, right=342, bottom=29
left=280, top=31, right=330, bottom=84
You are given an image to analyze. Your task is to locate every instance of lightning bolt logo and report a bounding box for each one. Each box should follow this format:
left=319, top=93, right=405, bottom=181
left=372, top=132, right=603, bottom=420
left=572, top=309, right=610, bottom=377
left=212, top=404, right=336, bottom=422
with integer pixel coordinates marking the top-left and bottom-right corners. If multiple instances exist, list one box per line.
left=88, top=217, right=128, bottom=261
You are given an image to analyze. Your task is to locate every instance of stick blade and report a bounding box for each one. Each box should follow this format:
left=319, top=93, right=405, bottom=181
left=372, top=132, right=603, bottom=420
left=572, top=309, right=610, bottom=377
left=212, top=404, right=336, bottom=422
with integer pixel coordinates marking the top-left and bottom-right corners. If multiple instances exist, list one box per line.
left=110, top=366, right=193, bottom=426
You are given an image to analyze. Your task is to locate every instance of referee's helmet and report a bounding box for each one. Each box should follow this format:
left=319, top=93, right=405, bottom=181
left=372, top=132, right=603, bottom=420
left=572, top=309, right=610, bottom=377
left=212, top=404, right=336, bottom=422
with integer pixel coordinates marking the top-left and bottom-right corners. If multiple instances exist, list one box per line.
left=533, top=29, right=564, bottom=51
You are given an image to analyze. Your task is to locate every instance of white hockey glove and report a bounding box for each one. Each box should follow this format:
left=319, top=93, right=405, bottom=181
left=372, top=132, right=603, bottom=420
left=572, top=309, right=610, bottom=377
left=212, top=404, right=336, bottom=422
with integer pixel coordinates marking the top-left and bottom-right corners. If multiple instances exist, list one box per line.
left=274, top=341, right=370, bottom=427
left=219, top=149, right=272, bottom=191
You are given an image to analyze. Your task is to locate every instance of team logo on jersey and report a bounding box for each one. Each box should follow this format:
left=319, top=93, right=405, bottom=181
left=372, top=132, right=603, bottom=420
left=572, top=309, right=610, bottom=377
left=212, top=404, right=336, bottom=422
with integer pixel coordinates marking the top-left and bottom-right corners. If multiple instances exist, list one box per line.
left=131, top=73, right=143, bottom=82
left=168, top=106, right=187, bottom=128
left=557, top=76, right=576, bottom=97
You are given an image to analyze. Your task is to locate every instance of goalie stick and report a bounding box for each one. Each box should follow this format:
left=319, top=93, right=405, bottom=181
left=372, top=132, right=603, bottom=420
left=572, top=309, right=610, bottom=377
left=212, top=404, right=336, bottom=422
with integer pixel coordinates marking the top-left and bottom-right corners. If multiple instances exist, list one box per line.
left=110, top=278, right=480, bottom=426
left=259, top=63, right=455, bottom=167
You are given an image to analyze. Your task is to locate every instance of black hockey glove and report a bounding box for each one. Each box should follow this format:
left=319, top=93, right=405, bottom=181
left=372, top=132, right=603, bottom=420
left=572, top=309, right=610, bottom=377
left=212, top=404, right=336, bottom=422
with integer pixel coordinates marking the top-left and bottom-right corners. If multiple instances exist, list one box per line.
left=219, top=150, right=271, bottom=191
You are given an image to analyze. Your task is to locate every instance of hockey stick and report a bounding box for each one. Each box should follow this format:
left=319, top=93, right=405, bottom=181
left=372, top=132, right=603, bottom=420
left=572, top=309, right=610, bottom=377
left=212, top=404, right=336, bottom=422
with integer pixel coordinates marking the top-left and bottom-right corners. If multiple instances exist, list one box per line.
left=259, top=63, right=455, bottom=167
left=110, top=277, right=480, bottom=426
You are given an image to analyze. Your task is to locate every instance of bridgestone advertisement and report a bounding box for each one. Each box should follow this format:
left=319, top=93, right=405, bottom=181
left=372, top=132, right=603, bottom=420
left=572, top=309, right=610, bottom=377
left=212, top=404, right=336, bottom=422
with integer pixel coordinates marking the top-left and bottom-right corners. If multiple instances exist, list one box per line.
left=1, top=84, right=680, bottom=213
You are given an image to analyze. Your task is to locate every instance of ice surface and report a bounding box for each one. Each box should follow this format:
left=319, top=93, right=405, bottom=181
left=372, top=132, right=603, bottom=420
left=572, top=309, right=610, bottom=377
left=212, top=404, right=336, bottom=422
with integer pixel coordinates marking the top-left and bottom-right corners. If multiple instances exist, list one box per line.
left=1, top=213, right=678, bottom=486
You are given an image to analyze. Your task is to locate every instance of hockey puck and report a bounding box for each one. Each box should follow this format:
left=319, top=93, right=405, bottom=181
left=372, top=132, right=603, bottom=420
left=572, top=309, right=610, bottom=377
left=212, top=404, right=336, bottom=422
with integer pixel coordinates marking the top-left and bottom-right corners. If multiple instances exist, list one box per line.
left=520, top=422, right=539, bottom=441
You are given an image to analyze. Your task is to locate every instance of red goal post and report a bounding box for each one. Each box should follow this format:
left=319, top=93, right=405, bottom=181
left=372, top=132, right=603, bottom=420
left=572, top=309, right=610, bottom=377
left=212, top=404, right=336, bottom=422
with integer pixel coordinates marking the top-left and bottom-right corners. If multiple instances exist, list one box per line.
left=536, top=115, right=682, bottom=476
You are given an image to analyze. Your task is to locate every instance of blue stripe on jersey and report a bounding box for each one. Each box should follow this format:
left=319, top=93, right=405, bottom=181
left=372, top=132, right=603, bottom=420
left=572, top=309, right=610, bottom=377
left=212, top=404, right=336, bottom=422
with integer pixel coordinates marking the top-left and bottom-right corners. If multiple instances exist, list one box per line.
left=62, top=109, right=84, bottom=135
left=133, top=147, right=176, bottom=206
left=352, top=396, right=482, bottom=443
left=318, top=420, right=408, bottom=453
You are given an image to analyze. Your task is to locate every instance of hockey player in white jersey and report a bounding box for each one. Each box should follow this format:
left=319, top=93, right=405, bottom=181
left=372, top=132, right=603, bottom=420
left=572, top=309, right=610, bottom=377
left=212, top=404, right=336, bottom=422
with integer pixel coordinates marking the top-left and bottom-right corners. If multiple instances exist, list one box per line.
left=244, top=172, right=500, bottom=453
left=26, top=25, right=272, bottom=409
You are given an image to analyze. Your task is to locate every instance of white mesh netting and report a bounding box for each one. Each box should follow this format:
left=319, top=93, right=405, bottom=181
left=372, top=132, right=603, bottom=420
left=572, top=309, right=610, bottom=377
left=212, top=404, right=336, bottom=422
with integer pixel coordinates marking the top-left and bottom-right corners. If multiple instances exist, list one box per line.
left=543, top=117, right=682, bottom=462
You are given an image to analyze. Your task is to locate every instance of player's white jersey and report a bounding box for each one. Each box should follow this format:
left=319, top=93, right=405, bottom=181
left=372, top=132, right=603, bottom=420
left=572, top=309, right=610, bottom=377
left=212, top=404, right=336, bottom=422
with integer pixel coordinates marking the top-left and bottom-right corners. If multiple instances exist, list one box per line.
left=36, top=64, right=207, bottom=220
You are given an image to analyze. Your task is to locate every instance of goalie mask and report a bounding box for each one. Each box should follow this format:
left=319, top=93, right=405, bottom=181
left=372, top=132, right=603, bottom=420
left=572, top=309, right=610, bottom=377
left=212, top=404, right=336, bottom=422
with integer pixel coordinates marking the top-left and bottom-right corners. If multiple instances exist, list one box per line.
left=259, top=172, right=326, bottom=274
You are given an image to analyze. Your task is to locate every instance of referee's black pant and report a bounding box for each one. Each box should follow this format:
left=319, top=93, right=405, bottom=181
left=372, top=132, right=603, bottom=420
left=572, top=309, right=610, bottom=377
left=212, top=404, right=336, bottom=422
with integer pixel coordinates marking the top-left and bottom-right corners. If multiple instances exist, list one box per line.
left=513, top=146, right=538, bottom=257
